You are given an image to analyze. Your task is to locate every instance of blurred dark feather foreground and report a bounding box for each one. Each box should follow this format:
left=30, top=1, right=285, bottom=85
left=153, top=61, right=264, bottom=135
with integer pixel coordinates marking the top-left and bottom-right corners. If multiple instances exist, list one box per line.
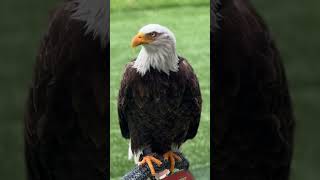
left=212, top=0, right=295, bottom=179
left=24, top=0, right=108, bottom=179
left=72, top=0, right=109, bottom=46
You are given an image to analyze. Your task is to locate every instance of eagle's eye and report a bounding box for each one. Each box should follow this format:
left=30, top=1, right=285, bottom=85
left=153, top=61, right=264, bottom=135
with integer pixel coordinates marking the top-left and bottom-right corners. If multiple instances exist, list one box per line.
left=149, top=32, right=157, bottom=38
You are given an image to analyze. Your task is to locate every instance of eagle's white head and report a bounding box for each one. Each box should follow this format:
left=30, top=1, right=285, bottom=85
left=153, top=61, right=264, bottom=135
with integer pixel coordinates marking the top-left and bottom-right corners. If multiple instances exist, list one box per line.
left=131, top=24, right=179, bottom=76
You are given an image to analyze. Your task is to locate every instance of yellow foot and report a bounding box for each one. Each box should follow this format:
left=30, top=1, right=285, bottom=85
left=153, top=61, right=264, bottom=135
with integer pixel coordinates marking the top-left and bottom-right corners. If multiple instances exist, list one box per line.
left=163, top=151, right=182, bottom=173
left=138, top=155, right=162, bottom=176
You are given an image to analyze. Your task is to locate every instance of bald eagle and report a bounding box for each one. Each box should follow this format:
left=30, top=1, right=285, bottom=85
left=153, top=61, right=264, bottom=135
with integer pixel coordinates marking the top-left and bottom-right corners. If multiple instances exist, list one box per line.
left=212, top=0, right=295, bottom=179
left=24, top=0, right=108, bottom=179
left=118, top=24, right=202, bottom=176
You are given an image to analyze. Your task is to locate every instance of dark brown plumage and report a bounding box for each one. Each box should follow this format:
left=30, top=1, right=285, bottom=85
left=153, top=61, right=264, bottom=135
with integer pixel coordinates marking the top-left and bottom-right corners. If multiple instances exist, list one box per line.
left=24, top=2, right=108, bottom=180
left=118, top=57, right=202, bottom=155
left=212, top=0, right=295, bottom=179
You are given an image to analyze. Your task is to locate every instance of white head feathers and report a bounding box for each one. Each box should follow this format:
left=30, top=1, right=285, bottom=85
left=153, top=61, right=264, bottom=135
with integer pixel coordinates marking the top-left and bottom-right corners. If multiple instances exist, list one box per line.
left=133, top=24, right=179, bottom=76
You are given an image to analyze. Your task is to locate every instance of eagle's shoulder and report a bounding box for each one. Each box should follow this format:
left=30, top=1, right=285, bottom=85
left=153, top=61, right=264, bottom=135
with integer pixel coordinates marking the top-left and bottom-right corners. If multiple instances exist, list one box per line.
left=177, top=56, right=201, bottom=96
left=120, top=59, right=139, bottom=87
left=124, top=60, right=135, bottom=71
left=123, top=59, right=137, bottom=74
left=177, top=56, right=197, bottom=79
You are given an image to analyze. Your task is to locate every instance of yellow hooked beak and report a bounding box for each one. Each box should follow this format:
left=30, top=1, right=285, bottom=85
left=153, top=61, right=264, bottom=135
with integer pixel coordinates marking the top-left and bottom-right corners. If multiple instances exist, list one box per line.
left=131, top=32, right=153, bottom=48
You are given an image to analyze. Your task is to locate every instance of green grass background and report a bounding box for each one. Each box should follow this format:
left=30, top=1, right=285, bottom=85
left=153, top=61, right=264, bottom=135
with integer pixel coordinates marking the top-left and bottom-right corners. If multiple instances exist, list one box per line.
left=0, top=0, right=319, bottom=179
left=110, top=0, right=210, bottom=179
left=110, top=0, right=209, bottom=11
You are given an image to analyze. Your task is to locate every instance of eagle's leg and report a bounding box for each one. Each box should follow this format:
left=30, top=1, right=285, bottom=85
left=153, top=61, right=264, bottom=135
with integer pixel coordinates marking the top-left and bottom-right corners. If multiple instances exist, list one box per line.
left=138, top=155, right=162, bottom=176
left=163, top=151, right=182, bottom=173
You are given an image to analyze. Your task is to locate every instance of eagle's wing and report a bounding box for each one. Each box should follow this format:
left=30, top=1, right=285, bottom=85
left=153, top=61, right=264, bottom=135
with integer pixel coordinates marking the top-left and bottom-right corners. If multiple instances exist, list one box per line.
left=117, top=62, right=135, bottom=139
left=179, top=59, right=202, bottom=140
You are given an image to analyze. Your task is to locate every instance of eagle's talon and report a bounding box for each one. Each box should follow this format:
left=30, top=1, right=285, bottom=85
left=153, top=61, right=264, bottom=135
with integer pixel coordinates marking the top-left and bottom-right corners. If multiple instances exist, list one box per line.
left=163, top=151, right=181, bottom=173
left=138, top=155, right=162, bottom=176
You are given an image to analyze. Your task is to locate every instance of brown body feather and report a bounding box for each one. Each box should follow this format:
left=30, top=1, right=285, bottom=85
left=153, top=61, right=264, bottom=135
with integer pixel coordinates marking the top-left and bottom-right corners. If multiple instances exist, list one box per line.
left=118, top=57, right=202, bottom=155
left=212, top=0, right=295, bottom=179
left=24, top=2, right=107, bottom=180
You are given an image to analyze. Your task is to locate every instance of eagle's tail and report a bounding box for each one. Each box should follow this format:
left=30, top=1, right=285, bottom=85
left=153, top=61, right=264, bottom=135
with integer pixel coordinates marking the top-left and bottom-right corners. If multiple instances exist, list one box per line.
left=128, top=141, right=133, bottom=160
left=128, top=141, right=144, bottom=164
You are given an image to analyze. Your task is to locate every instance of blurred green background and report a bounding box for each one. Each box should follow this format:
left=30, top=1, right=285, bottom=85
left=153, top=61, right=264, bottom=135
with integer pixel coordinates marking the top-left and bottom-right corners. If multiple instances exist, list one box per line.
left=0, top=0, right=58, bottom=179
left=110, top=0, right=210, bottom=179
left=0, top=0, right=319, bottom=180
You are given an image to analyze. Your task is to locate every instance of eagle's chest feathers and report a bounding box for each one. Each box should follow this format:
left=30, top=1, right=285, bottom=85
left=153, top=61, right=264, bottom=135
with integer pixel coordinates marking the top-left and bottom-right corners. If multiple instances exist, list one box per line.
left=132, top=70, right=184, bottom=105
